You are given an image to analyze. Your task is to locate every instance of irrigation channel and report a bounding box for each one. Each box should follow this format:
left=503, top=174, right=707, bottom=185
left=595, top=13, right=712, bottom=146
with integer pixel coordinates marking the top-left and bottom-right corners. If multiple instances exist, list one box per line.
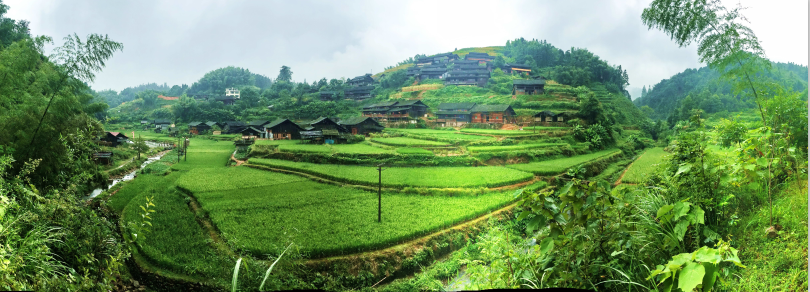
left=84, top=141, right=167, bottom=200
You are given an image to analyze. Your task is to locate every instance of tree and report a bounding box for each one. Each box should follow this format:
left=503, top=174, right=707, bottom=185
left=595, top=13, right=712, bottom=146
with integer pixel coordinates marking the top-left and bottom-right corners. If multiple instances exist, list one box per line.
left=133, top=135, right=148, bottom=159
left=640, top=105, right=655, bottom=118
left=641, top=85, right=647, bottom=98
left=277, top=65, right=292, bottom=82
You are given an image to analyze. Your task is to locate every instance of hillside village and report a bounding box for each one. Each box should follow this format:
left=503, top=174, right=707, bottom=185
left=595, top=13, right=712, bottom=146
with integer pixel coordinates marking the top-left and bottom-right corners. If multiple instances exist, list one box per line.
left=108, top=49, right=600, bottom=145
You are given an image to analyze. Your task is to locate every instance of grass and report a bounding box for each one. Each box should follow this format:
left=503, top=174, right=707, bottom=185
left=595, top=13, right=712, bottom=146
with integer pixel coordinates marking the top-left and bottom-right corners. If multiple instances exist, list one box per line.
left=621, top=148, right=670, bottom=184
left=277, top=143, right=394, bottom=154
left=372, top=137, right=450, bottom=147
left=254, top=139, right=301, bottom=146
left=176, top=167, right=307, bottom=193
left=248, top=158, right=534, bottom=188
left=192, top=178, right=517, bottom=257
left=506, top=149, right=622, bottom=175
left=384, top=129, right=494, bottom=142
left=521, top=126, right=569, bottom=131
left=459, top=129, right=541, bottom=136
left=396, top=147, right=434, bottom=155
left=725, top=178, right=808, bottom=290
left=401, top=84, right=444, bottom=92
left=466, top=143, right=569, bottom=154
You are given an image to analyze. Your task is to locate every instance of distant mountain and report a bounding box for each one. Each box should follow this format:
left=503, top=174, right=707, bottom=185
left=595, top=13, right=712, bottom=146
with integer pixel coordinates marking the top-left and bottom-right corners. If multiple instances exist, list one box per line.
left=634, top=61, right=808, bottom=120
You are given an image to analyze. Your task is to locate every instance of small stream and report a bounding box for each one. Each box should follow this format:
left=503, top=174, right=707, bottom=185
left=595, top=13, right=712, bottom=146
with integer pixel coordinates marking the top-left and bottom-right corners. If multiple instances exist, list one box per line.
left=84, top=152, right=166, bottom=200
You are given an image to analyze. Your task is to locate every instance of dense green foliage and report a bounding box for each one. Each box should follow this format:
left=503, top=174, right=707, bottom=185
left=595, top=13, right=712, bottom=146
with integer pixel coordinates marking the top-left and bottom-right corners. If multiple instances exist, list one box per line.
left=249, top=158, right=534, bottom=188
left=633, top=63, right=807, bottom=120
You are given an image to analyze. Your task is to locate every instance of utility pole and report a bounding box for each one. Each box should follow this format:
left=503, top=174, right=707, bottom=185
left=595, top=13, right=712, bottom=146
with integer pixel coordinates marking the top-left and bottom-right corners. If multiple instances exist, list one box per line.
left=377, top=164, right=384, bottom=223
left=184, top=137, right=188, bottom=161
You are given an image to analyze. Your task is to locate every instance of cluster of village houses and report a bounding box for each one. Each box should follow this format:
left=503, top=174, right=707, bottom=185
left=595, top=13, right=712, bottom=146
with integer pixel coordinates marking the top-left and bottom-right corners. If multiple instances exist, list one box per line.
left=101, top=52, right=573, bottom=146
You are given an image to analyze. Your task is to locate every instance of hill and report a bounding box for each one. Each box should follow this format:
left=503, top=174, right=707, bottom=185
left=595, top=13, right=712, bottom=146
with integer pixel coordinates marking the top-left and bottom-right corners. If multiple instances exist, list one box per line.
left=633, top=61, right=808, bottom=120
left=103, top=38, right=648, bottom=132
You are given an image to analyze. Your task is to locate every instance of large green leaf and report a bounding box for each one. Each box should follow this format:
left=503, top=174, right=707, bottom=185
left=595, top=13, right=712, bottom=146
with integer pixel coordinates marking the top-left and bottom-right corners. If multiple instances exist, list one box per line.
left=675, top=164, right=692, bottom=176
left=657, top=204, right=675, bottom=219
left=756, top=157, right=768, bottom=167
left=694, top=247, right=721, bottom=264
left=678, top=262, right=705, bottom=292
left=674, top=220, right=690, bottom=241
left=701, top=263, right=719, bottom=292
left=539, top=237, right=554, bottom=255
left=691, top=206, right=705, bottom=225
left=672, top=202, right=691, bottom=221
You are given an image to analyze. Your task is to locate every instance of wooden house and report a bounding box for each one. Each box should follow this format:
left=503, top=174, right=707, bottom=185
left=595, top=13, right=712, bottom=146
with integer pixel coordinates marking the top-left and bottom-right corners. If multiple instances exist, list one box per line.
left=534, top=110, right=573, bottom=124
left=435, top=103, right=477, bottom=126
left=152, top=119, right=171, bottom=129
left=471, top=104, right=516, bottom=124
left=501, top=63, right=532, bottom=74
left=205, top=121, right=218, bottom=129
left=222, top=121, right=247, bottom=134
left=406, top=66, right=421, bottom=78
left=415, top=56, right=434, bottom=67
left=428, top=52, right=459, bottom=64
left=339, top=117, right=384, bottom=135
left=102, top=132, right=129, bottom=147
left=464, top=52, right=494, bottom=64
left=264, top=118, right=303, bottom=140
left=345, top=74, right=375, bottom=100
left=188, top=121, right=211, bottom=134
left=419, top=65, right=447, bottom=81
left=444, top=68, right=490, bottom=87
left=303, top=117, right=349, bottom=144
left=361, top=100, right=428, bottom=122
left=513, top=78, right=546, bottom=95
left=248, top=120, right=272, bottom=129
left=241, top=126, right=263, bottom=138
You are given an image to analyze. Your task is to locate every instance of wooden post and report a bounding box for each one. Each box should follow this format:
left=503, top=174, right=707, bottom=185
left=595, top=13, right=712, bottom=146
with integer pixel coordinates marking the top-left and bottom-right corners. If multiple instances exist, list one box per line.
left=377, top=164, right=383, bottom=223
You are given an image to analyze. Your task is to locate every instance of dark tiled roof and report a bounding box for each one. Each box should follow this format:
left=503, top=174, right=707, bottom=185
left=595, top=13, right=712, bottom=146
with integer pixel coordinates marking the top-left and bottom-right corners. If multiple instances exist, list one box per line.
left=205, top=121, right=217, bottom=127
left=223, top=121, right=246, bottom=127
left=339, top=116, right=382, bottom=127
left=188, top=121, right=202, bottom=127
left=438, top=103, right=476, bottom=110
left=513, top=79, right=546, bottom=85
left=395, top=100, right=426, bottom=106
left=248, top=120, right=270, bottom=127
left=471, top=104, right=512, bottom=112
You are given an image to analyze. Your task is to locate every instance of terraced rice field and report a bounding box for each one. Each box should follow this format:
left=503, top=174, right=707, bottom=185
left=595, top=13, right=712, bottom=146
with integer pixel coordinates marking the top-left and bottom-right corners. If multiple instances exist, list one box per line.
left=384, top=129, right=494, bottom=142
left=506, top=149, right=622, bottom=175
left=170, top=139, right=235, bottom=170
left=467, top=143, right=569, bottom=154
left=621, top=147, right=671, bottom=184
left=248, top=158, right=534, bottom=188
left=459, top=129, right=540, bottom=136
left=371, top=137, right=450, bottom=147
left=277, top=143, right=393, bottom=154
left=188, top=171, right=516, bottom=257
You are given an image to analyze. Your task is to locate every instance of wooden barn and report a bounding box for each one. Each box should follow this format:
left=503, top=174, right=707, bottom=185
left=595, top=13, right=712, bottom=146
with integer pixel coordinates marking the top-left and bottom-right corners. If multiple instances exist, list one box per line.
left=339, top=117, right=384, bottom=136
left=264, top=118, right=304, bottom=140
left=471, top=104, right=516, bottom=124
left=188, top=121, right=211, bottom=134
left=513, top=78, right=546, bottom=95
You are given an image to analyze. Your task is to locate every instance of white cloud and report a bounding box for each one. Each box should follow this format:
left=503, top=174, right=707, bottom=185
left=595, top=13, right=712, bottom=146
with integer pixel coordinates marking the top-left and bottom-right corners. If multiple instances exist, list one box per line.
left=3, top=0, right=806, bottom=95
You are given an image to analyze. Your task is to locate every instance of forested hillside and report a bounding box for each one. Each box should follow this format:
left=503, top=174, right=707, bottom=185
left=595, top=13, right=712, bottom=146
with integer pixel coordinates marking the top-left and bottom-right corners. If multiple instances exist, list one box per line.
left=634, top=61, right=808, bottom=120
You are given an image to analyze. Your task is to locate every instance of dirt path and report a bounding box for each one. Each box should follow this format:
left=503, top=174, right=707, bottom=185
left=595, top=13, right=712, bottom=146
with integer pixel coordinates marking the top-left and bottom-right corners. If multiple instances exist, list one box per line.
left=230, top=151, right=246, bottom=166
left=614, top=149, right=647, bottom=185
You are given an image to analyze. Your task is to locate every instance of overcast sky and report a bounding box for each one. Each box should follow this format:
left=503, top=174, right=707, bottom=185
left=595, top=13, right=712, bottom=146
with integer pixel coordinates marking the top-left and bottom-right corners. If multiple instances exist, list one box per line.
left=5, top=0, right=808, bottom=99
